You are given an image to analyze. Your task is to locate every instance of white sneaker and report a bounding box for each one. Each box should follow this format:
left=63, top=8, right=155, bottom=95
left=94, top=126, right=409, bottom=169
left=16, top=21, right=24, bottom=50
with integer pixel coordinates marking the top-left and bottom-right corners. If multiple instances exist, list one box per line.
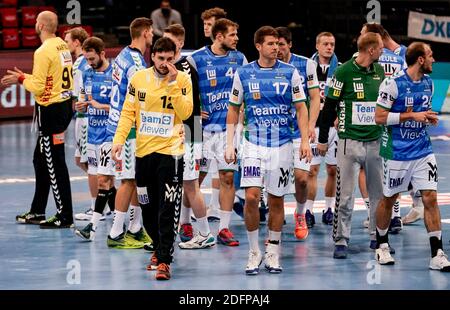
left=178, top=232, right=216, bottom=249
left=264, top=243, right=282, bottom=273
left=429, top=249, right=450, bottom=272
left=75, top=208, right=105, bottom=221
left=402, top=206, right=424, bottom=224
left=363, top=217, right=369, bottom=229
left=245, top=250, right=262, bottom=275
left=375, top=243, right=395, bottom=265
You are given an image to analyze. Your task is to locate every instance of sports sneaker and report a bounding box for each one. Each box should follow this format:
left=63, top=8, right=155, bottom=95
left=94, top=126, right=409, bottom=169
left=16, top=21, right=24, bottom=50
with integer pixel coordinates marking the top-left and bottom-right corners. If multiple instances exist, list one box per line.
left=16, top=211, right=45, bottom=224
left=107, top=231, right=144, bottom=249
left=305, top=209, right=315, bottom=228
left=217, top=228, right=239, bottom=246
left=179, top=223, right=193, bottom=242
left=388, top=216, right=403, bottom=234
left=294, top=212, right=308, bottom=240
left=75, top=223, right=95, bottom=241
left=264, top=243, right=282, bottom=273
left=245, top=250, right=262, bottom=275
left=375, top=243, right=395, bottom=265
left=429, top=249, right=450, bottom=272
left=207, top=207, right=220, bottom=222
left=333, top=245, right=348, bottom=259
left=402, top=206, right=424, bottom=225
left=179, top=232, right=216, bottom=249
left=146, top=253, right=158, bottom=270
left=370, top=240, right=396, bottom=254
left=74, top=208, right=105, bottom=221
left=143, top=242, right=155, bottom=252
left=155, top=263, right=171, bottom=280
left=322, top=208, right=333, bottom=225
left=39, top=215, right=74, bottom=229
left=127, top=227, right=153, bottom=244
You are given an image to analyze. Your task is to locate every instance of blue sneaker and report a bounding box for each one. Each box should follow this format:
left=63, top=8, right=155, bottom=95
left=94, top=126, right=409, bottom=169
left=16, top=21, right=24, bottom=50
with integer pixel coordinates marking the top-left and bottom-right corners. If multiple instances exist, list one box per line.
left=305, top=210, right=315, bottom=228
left=333, top=245, right=348, bottom=259
left=322, top=208, right=333, bottom=225
left=388, top=217, right=403, bottom=234
left=370, top=240, right=396, bottom=254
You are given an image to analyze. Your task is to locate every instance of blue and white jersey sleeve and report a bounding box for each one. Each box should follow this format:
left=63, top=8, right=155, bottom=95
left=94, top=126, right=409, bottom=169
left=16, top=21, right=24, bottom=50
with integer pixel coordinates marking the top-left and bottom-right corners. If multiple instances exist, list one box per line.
left=377, top=78, right=398, bottom=110
left=229, top=70, right=244, bottom=106
left=292, top=68, right=307, bottom=103
left=305, top=59, right=319, bottom=91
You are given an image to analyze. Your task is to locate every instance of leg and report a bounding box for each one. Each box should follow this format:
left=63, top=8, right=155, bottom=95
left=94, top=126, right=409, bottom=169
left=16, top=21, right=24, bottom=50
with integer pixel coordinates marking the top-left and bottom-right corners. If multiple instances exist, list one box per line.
left=29, top=137, right=50, bottom=215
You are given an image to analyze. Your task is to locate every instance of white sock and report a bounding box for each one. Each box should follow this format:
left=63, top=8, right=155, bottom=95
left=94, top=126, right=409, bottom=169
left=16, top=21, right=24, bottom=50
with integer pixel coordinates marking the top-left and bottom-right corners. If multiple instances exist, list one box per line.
left=268, top=230, right=281, bottom=243
left=128, top=205, right=142, bottom=233
left=364, top=198, right=370, bottom=217
left=392, top=200, right=401, bottom=218
left=305, top=200, right=314, bottom=213
left=219, top=210, right=232, bottom=231
left=195, top=216, right=210, bottom=236
left=296, top=202, right=306, bottom=215
left=210, top=188, right=220, bottom=210
left=428, top=231, right=442, bottom=240
left=247, top=229, right=260, bottom=252
left=180, top=204, right=192, bottom=225
left=91, top=212, right=102, bottom=230
left=110, top=210, right=126, bottom=238
left=412, top=195, right=424, bottom=209
left=90, top=197, right=96, bottom=210
left=324, top=196, right=335, bottom=211
left=376, top=226, right=389, bottom=237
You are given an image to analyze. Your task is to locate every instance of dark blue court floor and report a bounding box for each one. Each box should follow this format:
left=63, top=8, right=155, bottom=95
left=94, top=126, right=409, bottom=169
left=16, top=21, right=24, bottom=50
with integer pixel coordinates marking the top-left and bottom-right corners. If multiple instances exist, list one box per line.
left=1, top=117, right=450, bottom=290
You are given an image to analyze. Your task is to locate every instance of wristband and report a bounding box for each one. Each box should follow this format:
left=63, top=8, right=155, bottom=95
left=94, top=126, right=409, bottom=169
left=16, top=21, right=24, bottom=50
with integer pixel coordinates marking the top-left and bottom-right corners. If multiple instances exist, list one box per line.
left=386, top=112, right=400, bottom=125
left=18, top=75, right=25, bottom=84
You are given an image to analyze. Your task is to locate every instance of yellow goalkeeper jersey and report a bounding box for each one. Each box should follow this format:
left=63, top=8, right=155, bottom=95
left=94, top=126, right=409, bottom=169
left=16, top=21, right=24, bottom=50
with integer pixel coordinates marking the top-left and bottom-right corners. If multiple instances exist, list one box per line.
left=23, top=37, right=73, bottom=106
left=113, top=67, right=193, bottom=157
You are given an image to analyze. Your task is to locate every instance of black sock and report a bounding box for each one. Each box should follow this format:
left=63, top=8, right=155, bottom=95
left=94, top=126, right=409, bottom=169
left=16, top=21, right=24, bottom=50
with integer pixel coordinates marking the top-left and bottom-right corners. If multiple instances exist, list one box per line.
left=94, top=189, right=109, bottom=215
left=268, top=240, right=279, bottom=245
left=107, top=187, right=116, bottom=212
left=429, top=236, right=443, bottom=258
left=376, top=229, right=389, bottom=249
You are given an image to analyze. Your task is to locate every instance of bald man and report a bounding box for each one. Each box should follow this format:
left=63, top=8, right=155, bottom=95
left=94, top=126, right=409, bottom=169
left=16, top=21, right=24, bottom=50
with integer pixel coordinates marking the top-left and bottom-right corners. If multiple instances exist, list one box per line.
left=1, top=11, right=75, bottom=228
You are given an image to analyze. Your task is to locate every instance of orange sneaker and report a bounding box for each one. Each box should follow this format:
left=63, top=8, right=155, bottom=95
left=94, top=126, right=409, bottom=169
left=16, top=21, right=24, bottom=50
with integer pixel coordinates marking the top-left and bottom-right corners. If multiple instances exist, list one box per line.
left=146, top=253, right=158, bottom=271
left=294, top=212, right=309, bottom=240
left=155, top=263, right=171, bottom=280
left=217, top=228, right=239, bottom=246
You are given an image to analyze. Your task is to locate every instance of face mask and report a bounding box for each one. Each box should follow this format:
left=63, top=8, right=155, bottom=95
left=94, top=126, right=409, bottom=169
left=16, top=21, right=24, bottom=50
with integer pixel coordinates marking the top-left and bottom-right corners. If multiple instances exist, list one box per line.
left=161, top=7, right=171, bottom=17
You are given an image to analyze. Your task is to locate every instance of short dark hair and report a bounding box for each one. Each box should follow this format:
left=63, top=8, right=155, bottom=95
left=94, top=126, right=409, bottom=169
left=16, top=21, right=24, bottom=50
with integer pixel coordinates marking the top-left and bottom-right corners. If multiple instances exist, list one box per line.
left=363, top=22, right=390, bottom=39
left=82, top=36, right=105, bottom=54
left=254, top=26, right=278, bottom=45
left=275, top=27, right=292, bottom=44
left=130, top=17, right=153, bottom=39
left=163, top=24, right=185, bottom=40
left=152, top=37, right=177, bottom=54
left=64, top=27, right=89, bottom=44
left=357, top=32, right=381, bottom=52
left=406, top=42, right=429, bottom=66
left=201, top=7, right=227, bottom=21
left=211, top=18, right=238, bottom=40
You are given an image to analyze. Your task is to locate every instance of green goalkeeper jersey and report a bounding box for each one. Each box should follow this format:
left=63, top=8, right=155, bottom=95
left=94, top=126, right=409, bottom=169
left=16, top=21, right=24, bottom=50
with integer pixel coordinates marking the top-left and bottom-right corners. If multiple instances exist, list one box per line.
left=327, top=57, right=385, bottom=141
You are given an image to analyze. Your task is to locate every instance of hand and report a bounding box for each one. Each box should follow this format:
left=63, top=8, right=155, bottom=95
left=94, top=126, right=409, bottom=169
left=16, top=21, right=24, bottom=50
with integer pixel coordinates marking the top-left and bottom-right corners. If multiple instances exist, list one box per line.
left=425, top=110, right=439, bottom=126
left=111, top=144, right=123, bottom=162
left=308, top=123, right=316, bottom=143
left=201, top=110, right=209, bottom=120
left=300, top=140, right=312, bottom=163
left=88, top=99, right=102, bottom=110
left=317, top=143, right=328, bottom=157
left=413, top=111, right=437, bottom=124
left=166, top=62, right=178, bottom=82
left=75, top=101, right=88, bottom=112
left=1, top=67, right=24, bottom=86
left=333, top=118, right=339, bottom=129
left=179, top=125, right=185, bottom=144
left=224, top=146, right=236, bottom=164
